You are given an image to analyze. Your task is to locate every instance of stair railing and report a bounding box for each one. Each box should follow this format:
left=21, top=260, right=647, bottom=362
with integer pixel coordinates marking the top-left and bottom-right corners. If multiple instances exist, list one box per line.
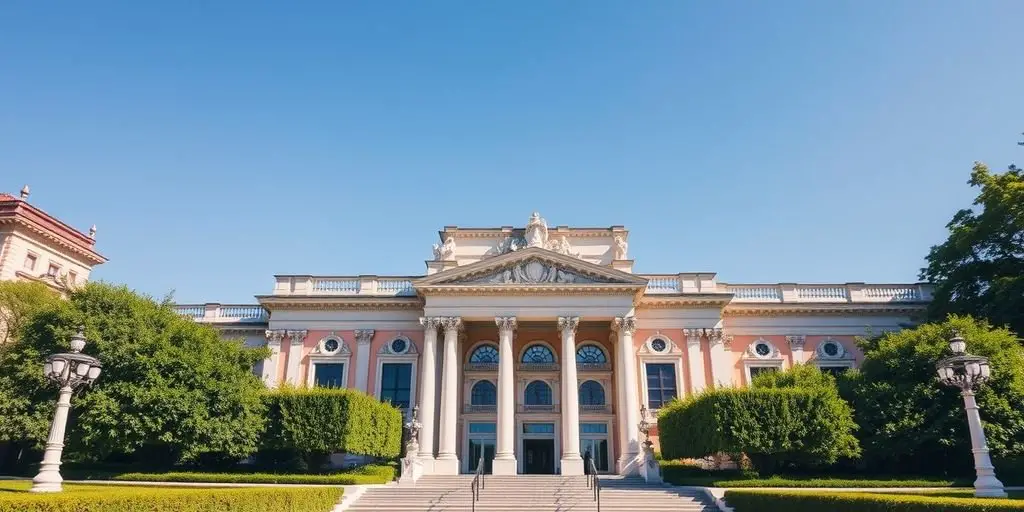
left=586, top=457, right=601, bottom=511
left=471, top=454, right=485, bottom=512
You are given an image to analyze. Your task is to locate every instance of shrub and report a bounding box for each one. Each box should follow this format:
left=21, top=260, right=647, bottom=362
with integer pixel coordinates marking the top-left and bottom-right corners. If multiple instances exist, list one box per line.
left=724, top=489, right=1024, bottom=511
left=0, top=485, right=342, bottom=512
left=658, top=386, right=859, bottom=472
left=261, top=387, right=402, bottom=470
left=112, top=464, right=396, bottom=484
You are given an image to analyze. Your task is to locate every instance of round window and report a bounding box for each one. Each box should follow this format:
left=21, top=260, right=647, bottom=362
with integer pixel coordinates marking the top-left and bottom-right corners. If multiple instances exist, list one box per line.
left=651, top=338, right=667, bottom=352
left=755, top=343, right=771, bottom=357
left=324, top=338, right=339, bottom=353
left=391, top=338, right=408, bottom=354
left=823, top=342, right=840, bottom=357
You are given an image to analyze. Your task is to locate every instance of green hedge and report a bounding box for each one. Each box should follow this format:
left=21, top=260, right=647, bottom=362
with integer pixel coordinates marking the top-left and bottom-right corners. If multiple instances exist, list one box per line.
left=725, top=490, right=1024, bottom=511
left=113, top=464, right=395, bottom=485
left=261, top=388, right=402, bottom=467
left=0, top=485, right=342, bottom=512
left=658, top=387, right=859, bottom=471
left=660, top=460, right=962, bottom=487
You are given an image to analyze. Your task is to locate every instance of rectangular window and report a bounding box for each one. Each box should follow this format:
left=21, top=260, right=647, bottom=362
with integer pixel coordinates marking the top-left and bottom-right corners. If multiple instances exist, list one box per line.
left=580, top=423, right=608, bottom=434
left=522, top=423, right=555, bottom=434
left=24, top=253, right=36, bottom=270
left=314, top=363, right=345, bottom=388
left=68, top=271, right=78, bottom=284
left=645, top=363, right=677, bottom=409
left=47, top=263, right=60, bottom=277
left=379, top=363, right=412, bottom=409
left=469, top=422, right=497, bottom=435
left=748, top=366, right=779, bottom=381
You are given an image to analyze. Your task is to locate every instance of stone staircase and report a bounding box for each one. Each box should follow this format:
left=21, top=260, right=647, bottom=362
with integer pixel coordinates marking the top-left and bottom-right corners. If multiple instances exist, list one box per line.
left=346, top=474, right=716, bottom=511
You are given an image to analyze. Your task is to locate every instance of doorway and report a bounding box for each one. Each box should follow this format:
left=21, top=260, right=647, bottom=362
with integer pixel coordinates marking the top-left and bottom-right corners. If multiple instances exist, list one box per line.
left=522, top=439, right=555, bottom=474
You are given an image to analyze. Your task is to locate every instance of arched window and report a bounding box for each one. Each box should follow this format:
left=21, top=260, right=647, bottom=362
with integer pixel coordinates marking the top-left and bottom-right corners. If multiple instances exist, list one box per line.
left=524, top=380, right=553, bottom=405
left=522, top=344, right=555, bottom=364
left=576, top=345, right=607, bottom=364
left=471, top=381, right=497, bottom=406
left=470, top=345, right=499, bottom=363
left=579, top=380, right=605, bottom=406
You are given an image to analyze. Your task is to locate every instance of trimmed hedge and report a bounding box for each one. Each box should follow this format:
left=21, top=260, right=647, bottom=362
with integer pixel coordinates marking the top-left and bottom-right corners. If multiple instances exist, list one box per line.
left=725, top=490, right=1024, bottom=511
left=0, top=485, right=342, bottom=512
left=262, top=388, right=402, bottom=467
left=113, top=464, right=396, bottom=485
left=658, top=387, right=859, bottom=471
left=659, top=460, right=962, bottom=487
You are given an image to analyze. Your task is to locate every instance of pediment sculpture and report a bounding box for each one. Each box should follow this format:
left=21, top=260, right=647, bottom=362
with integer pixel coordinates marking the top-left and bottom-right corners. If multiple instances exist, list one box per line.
left=432, top=236, right=456, bottom=261
left=525, top=212, right=548, bottom=248
left=461, top=259, right=610, bottom=285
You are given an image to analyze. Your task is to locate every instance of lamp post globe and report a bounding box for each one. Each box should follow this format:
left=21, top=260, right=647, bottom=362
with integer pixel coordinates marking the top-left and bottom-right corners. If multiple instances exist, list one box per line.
left=30, top=327, right=102, bottom=493
left=935, top=330, right=1005, bottom=498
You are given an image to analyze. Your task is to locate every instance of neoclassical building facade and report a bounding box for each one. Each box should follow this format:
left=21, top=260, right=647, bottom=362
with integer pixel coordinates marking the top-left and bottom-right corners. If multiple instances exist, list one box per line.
left=177, top=213, right=932, bottom=476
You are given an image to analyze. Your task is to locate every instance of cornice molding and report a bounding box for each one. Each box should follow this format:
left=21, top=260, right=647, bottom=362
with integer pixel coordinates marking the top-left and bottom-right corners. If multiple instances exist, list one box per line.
left=638, top=294, right=733, bottom=308
left=257, top=295, right=423, bottom=311
left=416, top=283, right=644, bottom=296
left=0, top=217, right=107, bottom=265
left=723, top=303, right=928, bottom=316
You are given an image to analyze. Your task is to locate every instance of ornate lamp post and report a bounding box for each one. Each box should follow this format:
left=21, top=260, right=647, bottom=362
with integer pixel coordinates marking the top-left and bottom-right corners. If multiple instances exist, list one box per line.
left=637, top=405, right=661, bottom=483
left=935, top=331, right=1006, bottom=498
left=400, top=405, right=424, bottom=483
left=30, top=328, right=102, bottom=493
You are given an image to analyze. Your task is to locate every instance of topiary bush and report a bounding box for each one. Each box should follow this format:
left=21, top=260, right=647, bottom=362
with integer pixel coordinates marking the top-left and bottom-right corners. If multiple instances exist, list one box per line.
left=0, top=485, right=342, bottom=512
left=261, top=387, right=402, bottom=470
left=724, top=489, right=1024, bottom=511
left=658, top=386, right=859, bottom=473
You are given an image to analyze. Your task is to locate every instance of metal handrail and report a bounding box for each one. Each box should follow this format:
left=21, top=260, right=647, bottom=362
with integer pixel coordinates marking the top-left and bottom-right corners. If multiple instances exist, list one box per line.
left=586, top=457, right=601, bottom=511
left=471, top=453, right=485, bottom=512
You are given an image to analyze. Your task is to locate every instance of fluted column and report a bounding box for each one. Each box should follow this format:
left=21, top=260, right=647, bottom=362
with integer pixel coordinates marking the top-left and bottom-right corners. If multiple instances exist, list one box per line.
left=417, top=318, right=440, bottom=468
left=614, top=316, right=640, bottom=475
left=354, top=329, right=375, bottom=392
left=262, top=330, right=286, bottom=388
left=683, top=329, right=707, bottom=394
left=286, top=330, right=307, bottom=386
left=435, top=316, right=462, bottom=474
left=493, top=316, right=518, bottom=475
left=558, top=316, right=583, bottom=475
left=787, top=335, right=806, bottom=365
left=707, top=329, right=733, bottom=387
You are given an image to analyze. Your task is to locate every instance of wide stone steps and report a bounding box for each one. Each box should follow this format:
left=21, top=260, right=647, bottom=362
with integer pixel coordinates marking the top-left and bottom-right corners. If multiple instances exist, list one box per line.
left=346, top=475, right=715, bottom=511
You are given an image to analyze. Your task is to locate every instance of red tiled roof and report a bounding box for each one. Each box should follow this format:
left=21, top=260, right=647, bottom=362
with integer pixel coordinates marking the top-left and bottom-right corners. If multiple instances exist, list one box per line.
left=0, top=191, right=107, bottom=264
left=0, top=193, right=19, bottom=201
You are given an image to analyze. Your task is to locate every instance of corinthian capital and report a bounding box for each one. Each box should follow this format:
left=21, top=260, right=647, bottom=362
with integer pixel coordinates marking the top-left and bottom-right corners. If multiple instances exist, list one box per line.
left=786, top=335, right=806, bottom=349
left=265, top=330, right=286, bottom=346
left=495, top=316, right=517, bottom=333
left=419, top=316, right=442, bottom=331
left=557, top=316, right=580, bottom=335
left=286, top=330, right=307, bottom=342
left=355, top=329, right=375, bottom=345
left=613, top=316, right=637, bottom=335
left=440, top=316, right=463, bottom=334
left=683, top=328, right=702, bottom=342
left=706, top=328, right=731, bottom=347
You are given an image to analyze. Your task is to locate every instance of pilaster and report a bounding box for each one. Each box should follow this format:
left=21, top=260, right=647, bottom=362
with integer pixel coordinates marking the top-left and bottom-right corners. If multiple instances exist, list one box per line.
left=354, top=329, right=375, bottom=392
left=285, top=330, right=307, bottom=386
left=787, top=335, right=806, bottom=365
left=683, top=328, right=707, bottom=394
left=263, top=330, right=286, bottom=388
left=707, top=328, right=733, bottom=388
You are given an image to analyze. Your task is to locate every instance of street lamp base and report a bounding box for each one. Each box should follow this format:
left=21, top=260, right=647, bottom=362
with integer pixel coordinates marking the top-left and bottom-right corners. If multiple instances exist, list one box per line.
left=974, top=474, right=1007, bottom=498
left=29, top=468, right=63, bottom=493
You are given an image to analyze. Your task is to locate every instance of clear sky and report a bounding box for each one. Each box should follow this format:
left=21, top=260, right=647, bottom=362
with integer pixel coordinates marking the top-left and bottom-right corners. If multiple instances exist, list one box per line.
left=2, top=1, right=1022, bottom=304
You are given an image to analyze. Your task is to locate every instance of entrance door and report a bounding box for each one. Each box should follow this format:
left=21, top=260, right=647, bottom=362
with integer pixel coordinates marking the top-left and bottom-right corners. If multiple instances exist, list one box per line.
left=522, top=439, right=555, bottom=474
left=468, top=439, right=495, bottom=474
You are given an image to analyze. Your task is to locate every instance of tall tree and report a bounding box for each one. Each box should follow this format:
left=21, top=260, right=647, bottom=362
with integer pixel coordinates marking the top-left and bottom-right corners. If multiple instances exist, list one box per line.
left=0, top=281, right=62, bottom=345
left=0, top=282, right=269, bottom=466
left=920, top=162, right=1024, bottom=335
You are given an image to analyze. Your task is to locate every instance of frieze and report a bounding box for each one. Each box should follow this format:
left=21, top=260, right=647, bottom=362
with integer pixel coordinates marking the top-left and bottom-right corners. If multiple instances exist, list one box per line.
left=461, top=259, right=610, bottom=285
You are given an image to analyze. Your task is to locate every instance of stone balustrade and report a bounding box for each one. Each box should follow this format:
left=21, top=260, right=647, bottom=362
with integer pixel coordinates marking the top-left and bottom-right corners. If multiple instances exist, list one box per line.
left=172, top=303, right=268, bottom=323
left=640, top=274, right=932, bottom=303
left=273, top=275, right=417, bottom=296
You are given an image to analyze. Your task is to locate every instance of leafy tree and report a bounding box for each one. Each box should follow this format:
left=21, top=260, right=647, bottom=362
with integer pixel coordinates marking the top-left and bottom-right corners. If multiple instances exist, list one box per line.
left=920, top=162, right=1024, bottom=336
left=0, top=282, right=269, bottom=466
left=839, top=316, right=1024, bottom=475
left=0, top=280, right=62, bottom=345
left=751, top=363, right=838, bottom=391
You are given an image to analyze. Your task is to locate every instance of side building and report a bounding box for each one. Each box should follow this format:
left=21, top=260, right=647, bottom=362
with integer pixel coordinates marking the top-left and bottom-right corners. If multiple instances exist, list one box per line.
left=176, top=212, right=931, bottom=476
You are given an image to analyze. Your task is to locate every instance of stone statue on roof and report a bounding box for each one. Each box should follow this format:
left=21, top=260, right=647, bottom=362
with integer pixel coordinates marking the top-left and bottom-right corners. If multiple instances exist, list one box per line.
left=525, top=212, right=548, bottom=248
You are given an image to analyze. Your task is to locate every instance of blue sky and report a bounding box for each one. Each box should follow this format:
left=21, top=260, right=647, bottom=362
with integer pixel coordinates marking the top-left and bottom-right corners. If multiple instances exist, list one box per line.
left=2, top=1, right=1022, bottom=304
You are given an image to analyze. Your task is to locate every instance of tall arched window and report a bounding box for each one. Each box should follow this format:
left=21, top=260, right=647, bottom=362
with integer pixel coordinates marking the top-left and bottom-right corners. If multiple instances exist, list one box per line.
left=471, top=381, right=497, bottom=406
left=470, top=345, right=499, bottom=363
left=579, top=380, right=605, bottom=406
left=524, top=380, right=553, bottom=405
left=522, top=344, right=555, bottom=364
left=576, top=345, right=607, bottom=364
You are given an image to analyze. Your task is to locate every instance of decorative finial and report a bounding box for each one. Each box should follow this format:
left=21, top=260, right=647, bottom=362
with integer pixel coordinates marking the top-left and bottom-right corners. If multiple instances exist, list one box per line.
left=88, top=225, right=97, bottom=239
left=69, top=326, right=87, bottom=353
left=20, top=185, right=30, bottom=200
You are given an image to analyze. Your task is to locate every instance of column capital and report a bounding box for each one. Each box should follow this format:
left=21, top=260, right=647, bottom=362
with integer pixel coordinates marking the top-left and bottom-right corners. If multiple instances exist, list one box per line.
left=440, top=316, right=463, bottom=334
left=613, top=316, right=637, bottom=335
left=786, top=335, right=806, bottom=349
left=706, top=328, right=731, bottom=347
left=265, top=329, right=286, bottom=345
left=557, top=316, right=580, bottom=334
left=286, top=329, right=307, bottom=342
left=682, top=328, right=703, bottom=342
left=419, top=316, right=443, bottom=330
left=354, top=329, right=375, bottom=345
left=495, top=316, right=517, bottom=333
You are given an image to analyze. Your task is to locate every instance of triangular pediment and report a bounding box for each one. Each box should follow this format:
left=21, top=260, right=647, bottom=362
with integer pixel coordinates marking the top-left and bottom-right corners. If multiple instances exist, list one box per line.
left=415, top=247, right=648, bottom=289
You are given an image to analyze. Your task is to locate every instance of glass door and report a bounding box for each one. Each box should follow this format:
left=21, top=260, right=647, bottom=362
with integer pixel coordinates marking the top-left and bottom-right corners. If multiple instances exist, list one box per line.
left=468, top=439, right=495, bottom=474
